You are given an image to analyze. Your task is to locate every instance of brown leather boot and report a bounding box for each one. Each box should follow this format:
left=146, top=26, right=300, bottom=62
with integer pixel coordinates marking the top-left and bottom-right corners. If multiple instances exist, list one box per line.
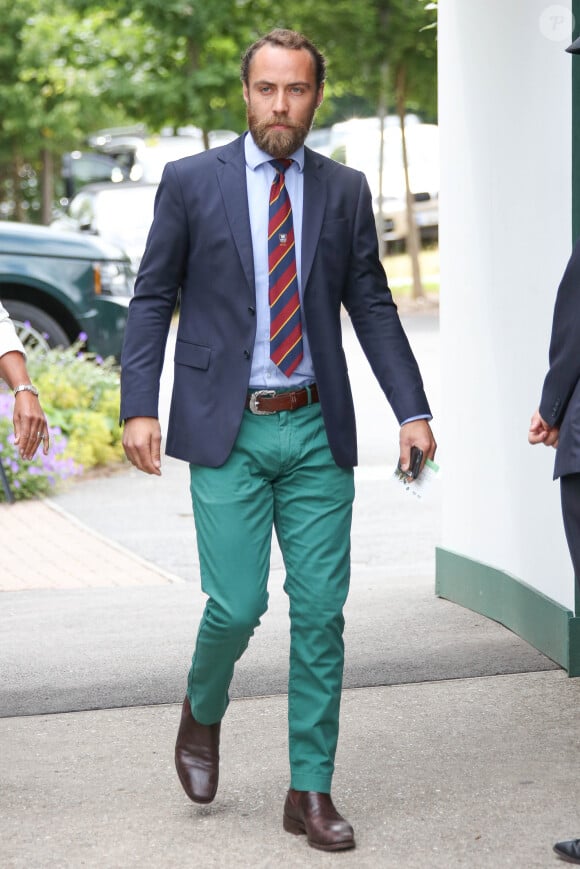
left=174, top=697, right=220, bottom=804
left=283, top=789, right=355, bottom=851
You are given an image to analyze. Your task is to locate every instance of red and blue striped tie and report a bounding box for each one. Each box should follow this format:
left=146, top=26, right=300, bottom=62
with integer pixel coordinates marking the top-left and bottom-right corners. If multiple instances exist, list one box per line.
left=268, top=159, right=303, bottom=377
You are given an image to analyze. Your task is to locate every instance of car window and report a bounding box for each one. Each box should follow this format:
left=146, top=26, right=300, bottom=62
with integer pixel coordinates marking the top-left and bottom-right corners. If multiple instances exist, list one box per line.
left=343, top=124, right=440, bottom=198
left=91, top=186, right=157, bottom=234
left=130, top=139, right=205, bottom=183
left=68, top=193, right=94, bottom=226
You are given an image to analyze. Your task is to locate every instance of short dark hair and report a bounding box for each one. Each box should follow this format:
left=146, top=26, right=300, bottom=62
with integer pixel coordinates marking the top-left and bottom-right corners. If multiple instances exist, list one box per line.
left=240, top=29, right=326, bottom=90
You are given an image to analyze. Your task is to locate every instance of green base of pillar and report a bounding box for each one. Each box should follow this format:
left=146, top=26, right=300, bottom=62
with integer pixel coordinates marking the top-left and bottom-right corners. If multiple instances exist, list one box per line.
left=436, top=548, right=580, bottom=676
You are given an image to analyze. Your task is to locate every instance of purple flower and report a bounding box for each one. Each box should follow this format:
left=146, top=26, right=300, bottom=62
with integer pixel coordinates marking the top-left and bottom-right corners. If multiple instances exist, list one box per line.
left=78, top=332, right=88, bottom=342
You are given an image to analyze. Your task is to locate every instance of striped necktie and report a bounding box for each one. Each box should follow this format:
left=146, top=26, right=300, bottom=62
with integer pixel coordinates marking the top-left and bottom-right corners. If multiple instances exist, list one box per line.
left=268, top=158, right=303, bottom=377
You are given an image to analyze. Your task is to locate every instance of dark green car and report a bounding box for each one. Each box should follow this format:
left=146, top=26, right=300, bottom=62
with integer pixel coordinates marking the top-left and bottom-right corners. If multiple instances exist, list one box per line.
left=0, top=220, right=134, bottom=359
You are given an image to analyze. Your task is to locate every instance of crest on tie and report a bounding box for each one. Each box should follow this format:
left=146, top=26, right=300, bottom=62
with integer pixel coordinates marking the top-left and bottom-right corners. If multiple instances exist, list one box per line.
left=279, top=233, right=288, bottom=245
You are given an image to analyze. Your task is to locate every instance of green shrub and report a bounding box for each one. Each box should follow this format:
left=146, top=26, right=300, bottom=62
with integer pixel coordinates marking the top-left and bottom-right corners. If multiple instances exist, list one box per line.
left=0, top=395, right=82, bottom=501
left=26, top=341, right=125, bottom=467
left=0, top=340, right=125, bottom=501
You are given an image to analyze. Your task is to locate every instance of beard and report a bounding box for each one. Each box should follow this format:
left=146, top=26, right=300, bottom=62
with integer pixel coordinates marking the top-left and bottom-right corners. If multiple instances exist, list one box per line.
left=247, top=107, right=314, bottom=158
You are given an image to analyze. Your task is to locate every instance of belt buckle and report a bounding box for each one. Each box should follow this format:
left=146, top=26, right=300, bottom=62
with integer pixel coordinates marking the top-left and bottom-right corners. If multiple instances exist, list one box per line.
left=249, top=389, right=277, bottom=415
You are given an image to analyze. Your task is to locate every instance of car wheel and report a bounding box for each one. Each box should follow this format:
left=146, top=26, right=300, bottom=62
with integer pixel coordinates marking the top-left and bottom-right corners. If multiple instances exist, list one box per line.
left=3, top=300, right=70, bottom=351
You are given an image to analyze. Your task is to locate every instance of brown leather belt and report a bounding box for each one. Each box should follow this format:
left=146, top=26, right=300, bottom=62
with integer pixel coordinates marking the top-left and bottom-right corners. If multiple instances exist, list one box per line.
left=246, top=384, right=319, bottom=415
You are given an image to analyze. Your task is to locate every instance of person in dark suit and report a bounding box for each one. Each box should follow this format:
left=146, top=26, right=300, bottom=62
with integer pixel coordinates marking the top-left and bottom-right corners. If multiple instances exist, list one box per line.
left=530, top=246, right=580, bottom=868
left=528, top=32, right=580, bottom=866
left=121, top=28, right=436, bottom=851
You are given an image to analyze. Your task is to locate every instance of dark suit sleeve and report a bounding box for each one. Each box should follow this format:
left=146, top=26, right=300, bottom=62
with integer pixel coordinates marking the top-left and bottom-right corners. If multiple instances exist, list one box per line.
left=539, top=238, right=580, bottom=427
left=120, top=162, right=189, bottom=421
left=341, top=172, right=431, bottom=423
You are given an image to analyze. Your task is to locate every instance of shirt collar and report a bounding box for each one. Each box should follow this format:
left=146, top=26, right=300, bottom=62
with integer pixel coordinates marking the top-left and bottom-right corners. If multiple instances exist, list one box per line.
left=244, top=132, right=305, bottom=173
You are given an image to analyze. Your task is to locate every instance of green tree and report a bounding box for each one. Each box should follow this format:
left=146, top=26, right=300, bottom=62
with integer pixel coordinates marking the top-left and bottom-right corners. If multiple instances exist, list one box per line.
left=371, top=0, right=437, bottom=295
left=0, top=0, right=164, bottom=222
left=0, top=0, right=41, bottom=221
left=0, top=0, right=437, bottom=223
left=239, top=1, right=437, bottom=297
left=18, top=2, right=161, bottom=221
left=111, top=0, right=258, bottom=142
left=315, top=0, right=437, bottom=293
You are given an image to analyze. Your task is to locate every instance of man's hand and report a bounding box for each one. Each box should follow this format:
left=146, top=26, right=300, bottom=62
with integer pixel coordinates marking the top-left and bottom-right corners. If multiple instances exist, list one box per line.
left=528, top=409, right=559, bottom=448
left=399, top=419, right=437, bottom=477
left=13, top=392, right=49, bottom=460
left=122, top=416, right=162, bottom=475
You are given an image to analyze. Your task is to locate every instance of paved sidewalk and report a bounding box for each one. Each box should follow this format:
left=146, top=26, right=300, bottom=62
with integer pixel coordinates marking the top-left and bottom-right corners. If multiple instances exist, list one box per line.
left=2, top=671, right=580, bottom=869
left=0, top=500, right=182, bottom=591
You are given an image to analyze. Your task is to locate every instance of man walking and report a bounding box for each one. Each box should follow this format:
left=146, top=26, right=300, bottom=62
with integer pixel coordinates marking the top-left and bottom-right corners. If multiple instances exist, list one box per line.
left=121, top=28, right=436, bottom=852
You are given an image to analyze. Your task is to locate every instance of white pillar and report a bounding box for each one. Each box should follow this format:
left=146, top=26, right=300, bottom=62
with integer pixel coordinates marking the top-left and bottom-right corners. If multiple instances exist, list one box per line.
left=438, top=0, right=574, bottom=609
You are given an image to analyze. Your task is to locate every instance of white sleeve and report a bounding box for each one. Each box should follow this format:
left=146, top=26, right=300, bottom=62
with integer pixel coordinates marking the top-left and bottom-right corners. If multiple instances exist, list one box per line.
left=0, top=301, right=26, bottom=358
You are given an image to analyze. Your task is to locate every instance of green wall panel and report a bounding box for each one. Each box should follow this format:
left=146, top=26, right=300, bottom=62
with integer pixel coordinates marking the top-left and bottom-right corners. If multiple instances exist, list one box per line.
left=436, top=548, right=580, bottom=675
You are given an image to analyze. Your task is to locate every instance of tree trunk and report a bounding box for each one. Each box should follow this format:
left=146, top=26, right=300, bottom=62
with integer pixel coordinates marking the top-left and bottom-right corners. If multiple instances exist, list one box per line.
left=40, top=147, right=53, bottom=226
left=396, top=64, right=423, bottom=300
left=12, top=150, right=25, bottom=222
left=375, top=60, right=389, bottom=260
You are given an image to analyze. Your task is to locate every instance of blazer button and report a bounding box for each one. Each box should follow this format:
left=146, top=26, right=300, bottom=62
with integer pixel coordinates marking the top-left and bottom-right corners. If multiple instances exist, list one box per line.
left=248, top=306, right=256, bottom=315
left=243, top=350, right=250, bottom=359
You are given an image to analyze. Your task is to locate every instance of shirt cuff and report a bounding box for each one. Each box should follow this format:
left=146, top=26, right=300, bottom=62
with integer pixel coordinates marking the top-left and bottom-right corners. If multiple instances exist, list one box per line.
left=400, top=414, right=432, bottom=425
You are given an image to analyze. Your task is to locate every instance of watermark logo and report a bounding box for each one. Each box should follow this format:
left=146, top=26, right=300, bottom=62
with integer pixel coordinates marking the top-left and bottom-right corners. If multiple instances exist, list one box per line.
left=539, top=5, right=575, bottom=42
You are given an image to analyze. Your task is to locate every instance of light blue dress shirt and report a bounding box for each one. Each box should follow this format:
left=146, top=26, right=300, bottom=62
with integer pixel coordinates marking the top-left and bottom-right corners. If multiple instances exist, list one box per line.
left=245, top=133, right=315, bottom=389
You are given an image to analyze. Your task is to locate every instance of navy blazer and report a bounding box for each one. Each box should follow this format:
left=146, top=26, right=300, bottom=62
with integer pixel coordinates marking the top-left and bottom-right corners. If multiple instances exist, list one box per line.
left=120, top=135, right=431, bottom=468
left=540, top=237, right=580, bottom=479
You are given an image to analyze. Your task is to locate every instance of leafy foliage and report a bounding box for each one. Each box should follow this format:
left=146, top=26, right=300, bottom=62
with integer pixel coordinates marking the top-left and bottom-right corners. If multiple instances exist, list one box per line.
left=0, top=0, right=437, bottom=219
left=0, top=394, right=81, bottom=501
left=0, top=340, right=125, bottom=501
left=26, top=341, right=125, bottom=468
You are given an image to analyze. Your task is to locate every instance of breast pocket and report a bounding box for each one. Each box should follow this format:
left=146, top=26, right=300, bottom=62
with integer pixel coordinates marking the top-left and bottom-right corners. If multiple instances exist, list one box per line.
left=319, top=217, right=349, bottom=237
left=317, top=218, right=351, bottom=269
left=174, top=339, right=211, bottom=370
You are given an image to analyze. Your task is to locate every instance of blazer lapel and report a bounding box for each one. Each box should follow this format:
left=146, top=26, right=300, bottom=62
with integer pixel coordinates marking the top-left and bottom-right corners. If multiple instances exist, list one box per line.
left=301, top=148, right=327, bottom=293
left=217, top=138, right=255, bottom=296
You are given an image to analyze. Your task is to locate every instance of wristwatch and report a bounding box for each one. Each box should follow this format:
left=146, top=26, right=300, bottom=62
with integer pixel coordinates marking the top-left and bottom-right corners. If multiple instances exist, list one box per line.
left=13, top=384, right=39, bottom=397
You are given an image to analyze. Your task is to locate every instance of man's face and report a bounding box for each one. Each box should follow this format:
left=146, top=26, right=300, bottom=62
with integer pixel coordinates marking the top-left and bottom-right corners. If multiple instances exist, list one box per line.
left=243, top=44, right=324, bottom=158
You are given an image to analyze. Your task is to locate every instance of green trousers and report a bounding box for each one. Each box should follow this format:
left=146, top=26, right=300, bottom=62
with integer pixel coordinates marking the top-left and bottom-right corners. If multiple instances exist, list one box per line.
left=187, top=400, right=354, bottom=793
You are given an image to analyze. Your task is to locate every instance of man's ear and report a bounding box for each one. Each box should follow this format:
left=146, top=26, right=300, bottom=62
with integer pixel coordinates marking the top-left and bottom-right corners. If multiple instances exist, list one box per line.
left=242, top=83, right=250, bottom=106
left=315, top=84, right=325, bottom=109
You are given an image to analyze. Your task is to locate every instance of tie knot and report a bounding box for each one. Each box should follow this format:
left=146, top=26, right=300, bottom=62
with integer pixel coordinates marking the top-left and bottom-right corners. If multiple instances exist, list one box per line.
left=270, top=158, right=292, bottom=176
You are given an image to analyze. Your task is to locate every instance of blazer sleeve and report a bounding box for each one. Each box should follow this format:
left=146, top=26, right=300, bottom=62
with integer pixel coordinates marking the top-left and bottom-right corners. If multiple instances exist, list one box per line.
left=120, top=162, right=189, bottom=421
left=539, top=238, right=580, bottom=427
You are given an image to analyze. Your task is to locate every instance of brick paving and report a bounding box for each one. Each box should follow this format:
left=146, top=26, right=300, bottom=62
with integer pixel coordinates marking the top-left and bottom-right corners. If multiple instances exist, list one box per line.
left=0, top=499, right=182, bottom=592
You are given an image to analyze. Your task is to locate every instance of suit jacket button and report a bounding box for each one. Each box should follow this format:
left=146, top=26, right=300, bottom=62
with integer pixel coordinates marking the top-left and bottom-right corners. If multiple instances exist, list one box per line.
left=248, top=306, right=256, bottom=315
left=243, top=350, right=250, bottom=359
